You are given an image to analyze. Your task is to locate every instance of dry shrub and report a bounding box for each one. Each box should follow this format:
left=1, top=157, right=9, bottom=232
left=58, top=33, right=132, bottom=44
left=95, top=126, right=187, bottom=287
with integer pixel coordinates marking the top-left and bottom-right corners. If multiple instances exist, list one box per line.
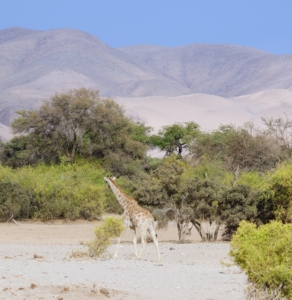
left=70, top=249, right=87, bottom=258
left=87, top=217, right=123, bottom=258
left=245, top=284, right=285, bottom=300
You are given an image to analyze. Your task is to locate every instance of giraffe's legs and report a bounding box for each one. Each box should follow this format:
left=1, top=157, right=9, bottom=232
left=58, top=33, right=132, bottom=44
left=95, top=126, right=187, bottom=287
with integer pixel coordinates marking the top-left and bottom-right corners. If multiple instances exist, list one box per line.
left=130, top=226, right=138, bottom=258
left=148, top=222, right=161, bottom=261
left=137, top=231, right=147, bottom=260
left=114, top=230, right=126, bottom=259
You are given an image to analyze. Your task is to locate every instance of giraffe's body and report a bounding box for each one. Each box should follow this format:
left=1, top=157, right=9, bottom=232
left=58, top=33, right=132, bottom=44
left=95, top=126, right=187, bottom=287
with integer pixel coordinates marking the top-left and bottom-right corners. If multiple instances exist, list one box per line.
left=104, top=177, right=161, bottom=261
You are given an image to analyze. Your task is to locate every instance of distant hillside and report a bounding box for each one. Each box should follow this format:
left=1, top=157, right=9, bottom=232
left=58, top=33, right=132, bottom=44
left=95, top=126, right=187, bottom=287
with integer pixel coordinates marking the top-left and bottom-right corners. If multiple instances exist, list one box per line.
left=0, top=28, right=195, bottom=125
left=119, top=44, right=292, bottom=97
left=0, top=27, right=292, bottom=140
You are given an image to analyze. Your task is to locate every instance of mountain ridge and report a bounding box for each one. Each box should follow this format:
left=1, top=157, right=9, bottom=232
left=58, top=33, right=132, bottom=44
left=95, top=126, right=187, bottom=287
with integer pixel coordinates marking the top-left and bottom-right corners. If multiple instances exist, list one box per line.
left=0, top=27, right=292, bottom=140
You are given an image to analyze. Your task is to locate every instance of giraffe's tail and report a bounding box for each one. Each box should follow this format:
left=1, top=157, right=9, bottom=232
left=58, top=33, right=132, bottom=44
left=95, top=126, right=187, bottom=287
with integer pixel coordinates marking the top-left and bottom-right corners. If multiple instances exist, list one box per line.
left=151, top=219, right=158, bottom=238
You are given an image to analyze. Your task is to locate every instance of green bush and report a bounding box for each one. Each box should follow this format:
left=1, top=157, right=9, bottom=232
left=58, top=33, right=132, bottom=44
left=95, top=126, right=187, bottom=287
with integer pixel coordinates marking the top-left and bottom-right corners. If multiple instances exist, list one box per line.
left=230, top=221, right=292, bottom=299
left=0, top=180, right=31, bottom=220
left=267, top=161, right=292, bottom=223
left=87, top=217, right=124, bottom=257
left=0, top=160, right=107, bottom=221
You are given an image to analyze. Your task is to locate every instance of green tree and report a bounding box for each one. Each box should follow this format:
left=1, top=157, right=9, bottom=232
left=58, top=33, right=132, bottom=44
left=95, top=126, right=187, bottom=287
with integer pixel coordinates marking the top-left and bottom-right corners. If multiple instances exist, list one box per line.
left=219, top=184, right=259, bottom=240
left=193, top=123, right=283, bottom=174
left=129, top=156, right=222, bottom=241
left=129, top=156, right=191, bottom=241
left=12, top=88, right=101, bottom=164
left=262, top=115, right=292, bottom=155
left=150, top=122, right=199, bottom=157
left=183, top=176, right=221, bottom=241
left=0, top=135, right=55, bottom=168
left=9, top=88, right=150, bottom=176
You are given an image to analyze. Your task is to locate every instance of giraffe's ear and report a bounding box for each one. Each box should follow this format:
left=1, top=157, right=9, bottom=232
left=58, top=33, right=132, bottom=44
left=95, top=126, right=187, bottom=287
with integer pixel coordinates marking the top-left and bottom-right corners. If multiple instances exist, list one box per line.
left=112, top=177, right=116, bottom=181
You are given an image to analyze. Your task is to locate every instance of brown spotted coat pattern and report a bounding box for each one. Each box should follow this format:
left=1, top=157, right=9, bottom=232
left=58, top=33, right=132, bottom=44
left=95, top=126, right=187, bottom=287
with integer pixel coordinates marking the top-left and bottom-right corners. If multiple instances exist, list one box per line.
left=104, top=177, right=161, bottom=261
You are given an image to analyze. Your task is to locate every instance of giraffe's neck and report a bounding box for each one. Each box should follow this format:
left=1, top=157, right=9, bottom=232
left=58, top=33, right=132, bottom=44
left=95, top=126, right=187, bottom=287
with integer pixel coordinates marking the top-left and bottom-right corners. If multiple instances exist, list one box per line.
left=108, top=180, right=131, bottom=209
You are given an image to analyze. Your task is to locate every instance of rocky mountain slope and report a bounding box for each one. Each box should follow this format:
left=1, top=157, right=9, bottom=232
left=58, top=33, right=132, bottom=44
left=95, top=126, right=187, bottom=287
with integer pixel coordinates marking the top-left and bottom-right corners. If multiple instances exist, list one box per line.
left=120, top=44, right=292, bottom=96
left=0, top=27, right=292, bottom=140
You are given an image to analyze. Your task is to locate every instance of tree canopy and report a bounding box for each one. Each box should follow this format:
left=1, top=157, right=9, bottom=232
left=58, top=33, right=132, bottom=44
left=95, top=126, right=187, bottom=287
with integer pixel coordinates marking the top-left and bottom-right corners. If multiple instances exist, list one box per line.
left=192, top=123, right=284, bottom=173
left=5, top=88, right=151, bottom=176
left=150, top=122, right=199, bottom=157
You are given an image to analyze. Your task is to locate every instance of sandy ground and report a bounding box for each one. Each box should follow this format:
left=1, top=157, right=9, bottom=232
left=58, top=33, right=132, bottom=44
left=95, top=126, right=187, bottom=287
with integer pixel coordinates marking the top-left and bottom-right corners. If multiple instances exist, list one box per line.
left=0, top=220, right=246, bottom=300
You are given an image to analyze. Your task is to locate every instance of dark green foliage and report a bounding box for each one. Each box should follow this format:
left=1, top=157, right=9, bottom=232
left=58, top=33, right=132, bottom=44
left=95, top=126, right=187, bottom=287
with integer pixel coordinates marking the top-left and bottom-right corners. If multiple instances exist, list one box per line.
left=144, top=156, right=163, bottom=171
left=219, top=185, right=258, bottom=239
left=0, top=135, right=58, bottom=168
left=182, top=177, right=220, bottom=224
left=0, top=136, right=29, bottom=167
left=128, top=157, right=191, bottom=240
left=255, top=190, right=276, bottom=225
left=130, top=122, right=153, bottom=144
left=128, top=156, right=222, bottom=241
left=0, top=180, right=31, bottom=220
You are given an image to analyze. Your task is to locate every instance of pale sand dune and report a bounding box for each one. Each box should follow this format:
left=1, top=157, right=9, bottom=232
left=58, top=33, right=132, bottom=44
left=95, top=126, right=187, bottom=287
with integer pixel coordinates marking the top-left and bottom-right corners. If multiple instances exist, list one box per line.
left=116, top=93, right=254, bottom=132
left=115, top=89, right=292, bottom=132
left=234, top=89, right=292, bottom=111
left=0, top=122, right=13, bottom=141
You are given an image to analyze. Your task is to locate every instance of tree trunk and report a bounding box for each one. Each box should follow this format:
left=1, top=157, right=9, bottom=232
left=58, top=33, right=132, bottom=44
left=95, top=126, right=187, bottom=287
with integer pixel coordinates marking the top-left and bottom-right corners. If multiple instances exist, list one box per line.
left=176, top=216, right=192, bottom=243
left=191, top=218, right=221, bottom=241
left=69, top=141, right=78, bottom=164
left=191, top=219, right=204, bottom=240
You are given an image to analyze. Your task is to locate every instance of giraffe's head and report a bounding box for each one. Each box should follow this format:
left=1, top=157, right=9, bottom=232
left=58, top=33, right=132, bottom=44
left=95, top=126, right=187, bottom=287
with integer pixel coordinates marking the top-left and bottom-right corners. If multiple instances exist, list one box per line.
left=104, top=177, right=116, bottom=187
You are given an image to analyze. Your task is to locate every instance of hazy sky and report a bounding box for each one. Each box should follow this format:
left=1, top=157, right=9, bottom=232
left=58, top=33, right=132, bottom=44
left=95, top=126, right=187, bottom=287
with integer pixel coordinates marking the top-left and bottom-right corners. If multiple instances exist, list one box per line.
left=1, top=0, right=291, bottom=54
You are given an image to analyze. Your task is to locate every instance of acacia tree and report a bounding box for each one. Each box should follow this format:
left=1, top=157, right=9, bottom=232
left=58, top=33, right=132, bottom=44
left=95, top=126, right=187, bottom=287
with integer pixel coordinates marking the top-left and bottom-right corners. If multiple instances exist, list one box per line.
left=129, top=156, right=222, bottom=242
left=218, top=184, right=259, bottom=240
left=150, top=122, right=199, bottom=157
left=9, top=88, right=150, bottom=175
left=125, top=156, right=189, bottom=241
left=12, top=89, right=105, bottom=163
left=193, top=123, right=284, bottom=175
left=183, top=177, right=222, bottom=241
left=262, top=115, right=292, bottom=154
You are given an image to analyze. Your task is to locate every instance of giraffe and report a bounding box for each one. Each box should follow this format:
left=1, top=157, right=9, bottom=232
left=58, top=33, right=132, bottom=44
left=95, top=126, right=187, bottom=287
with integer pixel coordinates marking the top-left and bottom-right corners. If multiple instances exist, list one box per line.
left=104, top=177, right=161, bottom=261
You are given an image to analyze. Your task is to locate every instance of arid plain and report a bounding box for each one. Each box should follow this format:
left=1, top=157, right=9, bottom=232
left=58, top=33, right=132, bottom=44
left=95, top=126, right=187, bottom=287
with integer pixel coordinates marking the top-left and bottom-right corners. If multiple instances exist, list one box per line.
left=0, top=220, right=246, bottom=300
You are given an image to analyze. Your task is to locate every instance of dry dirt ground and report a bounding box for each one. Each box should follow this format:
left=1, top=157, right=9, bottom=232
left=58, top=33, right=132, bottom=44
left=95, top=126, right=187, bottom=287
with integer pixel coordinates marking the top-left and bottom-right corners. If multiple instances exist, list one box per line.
left=0, top=220, right=246, bottom=300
